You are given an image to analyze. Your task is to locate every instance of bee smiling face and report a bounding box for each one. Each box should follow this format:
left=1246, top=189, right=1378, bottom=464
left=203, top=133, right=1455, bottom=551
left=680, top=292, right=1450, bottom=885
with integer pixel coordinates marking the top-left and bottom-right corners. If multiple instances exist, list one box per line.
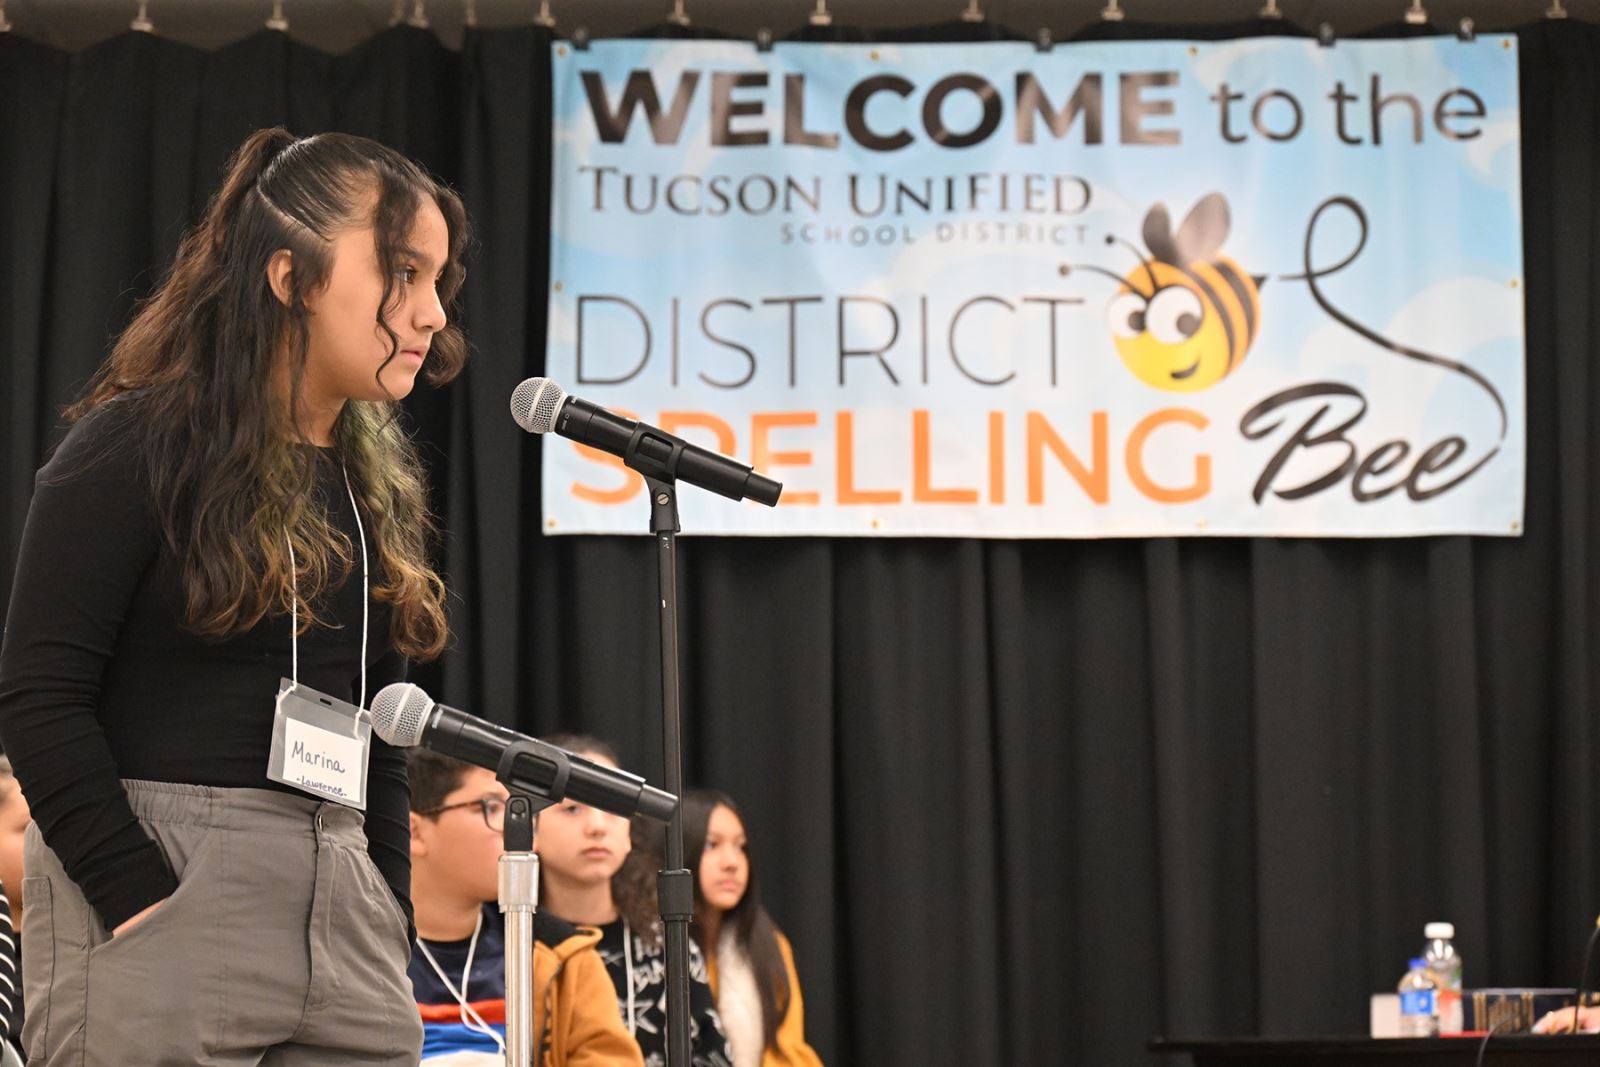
left=1090, top=193, right=1263, bottom=394
left=1107, top=262, right=1236, bottom=393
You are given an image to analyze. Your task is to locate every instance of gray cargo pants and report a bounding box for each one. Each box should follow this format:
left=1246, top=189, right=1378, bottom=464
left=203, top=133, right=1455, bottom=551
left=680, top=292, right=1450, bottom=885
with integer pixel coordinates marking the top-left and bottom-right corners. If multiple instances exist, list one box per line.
left=21, top=780, right=423, bottom=1065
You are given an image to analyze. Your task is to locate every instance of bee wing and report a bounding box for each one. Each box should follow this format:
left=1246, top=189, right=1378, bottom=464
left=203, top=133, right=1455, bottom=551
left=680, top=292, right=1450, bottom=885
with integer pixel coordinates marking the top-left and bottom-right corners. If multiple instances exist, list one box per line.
left=1142, top=203, right=1180, bottom=265
left=1174, top=193, right=1232, bottom=264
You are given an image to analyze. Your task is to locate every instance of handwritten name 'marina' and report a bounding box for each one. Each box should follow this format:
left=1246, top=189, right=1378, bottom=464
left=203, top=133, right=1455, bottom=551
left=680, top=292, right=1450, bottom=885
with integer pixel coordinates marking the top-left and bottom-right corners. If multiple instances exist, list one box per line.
left=290, top=739, right=346, bottom=775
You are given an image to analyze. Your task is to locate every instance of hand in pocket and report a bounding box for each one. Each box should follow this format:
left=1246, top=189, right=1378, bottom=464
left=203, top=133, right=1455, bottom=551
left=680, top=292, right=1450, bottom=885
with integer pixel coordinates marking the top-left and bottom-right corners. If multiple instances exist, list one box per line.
left=111, top=898, right=166, bottom=938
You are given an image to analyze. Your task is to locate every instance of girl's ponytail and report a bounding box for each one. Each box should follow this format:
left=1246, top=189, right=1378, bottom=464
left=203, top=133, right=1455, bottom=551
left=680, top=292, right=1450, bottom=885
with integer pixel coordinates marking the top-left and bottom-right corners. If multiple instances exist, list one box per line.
left=206, top=126, right=298, bottom=255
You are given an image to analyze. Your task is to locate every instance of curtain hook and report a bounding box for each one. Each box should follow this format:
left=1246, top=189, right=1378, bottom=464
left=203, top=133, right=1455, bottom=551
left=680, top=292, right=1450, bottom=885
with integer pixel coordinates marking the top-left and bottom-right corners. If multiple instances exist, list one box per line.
left=961, top=0, right=985, bottom=22
left=265, top=0, right=288, bottom=31
left=463, top=0, right=477, bottom=28
left=0, top=0, right=13, bottom=32
left=1546, top=0, right=1568, bottom=17
left=1457, top=16, right=1475, bottom=39
left=571, top=24, right=589, bottom=49
left=1404, top=0, right=1428, bottom=25
left=406, top=0, right=429, bottom=28
left=1317, top=21, right=1336, bottom=45
left=131, top=0, right=155, bottom=32
left=668, top=0, right=690, bottom=27
left=1035, top=26, right=1053, bottom=52
left=1101, top=0, right=1126, bottom=22
left=1260, top=0, right=1283, bottom=17
left=390, top=0, right=405, bottom=25
left=534, top=0, right=556, bottom=27
left=809, top=0, right=832, bottom=25
left=756, top=26, right=774, bottom=51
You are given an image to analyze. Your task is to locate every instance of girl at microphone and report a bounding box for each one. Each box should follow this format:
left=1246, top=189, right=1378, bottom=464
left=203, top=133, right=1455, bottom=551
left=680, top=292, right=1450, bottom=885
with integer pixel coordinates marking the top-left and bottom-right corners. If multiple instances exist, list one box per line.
left=682, top=791, right=822, bottom=1067
left=0, top=127, right=467, bottom=1064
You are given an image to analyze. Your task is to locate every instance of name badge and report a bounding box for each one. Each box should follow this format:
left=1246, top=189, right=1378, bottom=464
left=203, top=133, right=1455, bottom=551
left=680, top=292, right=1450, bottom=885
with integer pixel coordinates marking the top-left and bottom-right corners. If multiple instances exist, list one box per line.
left=267, top=678, right=371, bottom=809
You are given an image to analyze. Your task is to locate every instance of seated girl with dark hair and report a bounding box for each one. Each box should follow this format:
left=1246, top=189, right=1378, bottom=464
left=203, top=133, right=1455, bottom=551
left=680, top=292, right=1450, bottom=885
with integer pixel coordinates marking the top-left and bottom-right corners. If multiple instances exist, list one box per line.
left=682, top=790, right=823, bottom=1067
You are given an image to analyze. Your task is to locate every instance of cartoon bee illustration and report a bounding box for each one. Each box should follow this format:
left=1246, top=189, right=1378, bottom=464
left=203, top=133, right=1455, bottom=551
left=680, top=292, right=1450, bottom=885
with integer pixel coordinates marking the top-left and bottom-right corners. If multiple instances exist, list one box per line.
left=1072, top=193, right=1265, bottom=393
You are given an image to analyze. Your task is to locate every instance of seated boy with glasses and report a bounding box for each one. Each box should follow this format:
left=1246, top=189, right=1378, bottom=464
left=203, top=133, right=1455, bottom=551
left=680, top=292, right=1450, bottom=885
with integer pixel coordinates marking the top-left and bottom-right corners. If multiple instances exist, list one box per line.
left=407, top=749, right=644, bottom=1066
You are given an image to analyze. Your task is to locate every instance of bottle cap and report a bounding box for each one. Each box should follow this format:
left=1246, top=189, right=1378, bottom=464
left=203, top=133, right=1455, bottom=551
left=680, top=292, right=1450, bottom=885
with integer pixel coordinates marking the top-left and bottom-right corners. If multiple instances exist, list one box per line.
left=1425, top=922, right=1455, bottom=940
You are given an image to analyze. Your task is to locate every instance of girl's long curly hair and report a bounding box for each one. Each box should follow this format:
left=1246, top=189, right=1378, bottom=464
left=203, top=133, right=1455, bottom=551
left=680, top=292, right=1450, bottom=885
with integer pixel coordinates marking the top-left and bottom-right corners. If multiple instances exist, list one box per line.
left=68, top=128, right=469, bottom=660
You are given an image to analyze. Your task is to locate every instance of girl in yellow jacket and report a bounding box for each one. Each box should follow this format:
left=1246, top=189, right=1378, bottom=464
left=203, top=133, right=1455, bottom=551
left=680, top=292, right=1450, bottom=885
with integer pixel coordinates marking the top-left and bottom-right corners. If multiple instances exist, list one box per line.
left=537, top=736, right=732, bottom=1067
left=683, top=791, right=824, bottom=1067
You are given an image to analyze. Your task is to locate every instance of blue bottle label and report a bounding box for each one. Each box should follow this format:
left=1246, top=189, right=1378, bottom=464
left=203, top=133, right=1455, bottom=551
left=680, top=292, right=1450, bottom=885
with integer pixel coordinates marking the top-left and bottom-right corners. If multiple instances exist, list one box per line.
left=1400, top=990, right=1436, bottom=1015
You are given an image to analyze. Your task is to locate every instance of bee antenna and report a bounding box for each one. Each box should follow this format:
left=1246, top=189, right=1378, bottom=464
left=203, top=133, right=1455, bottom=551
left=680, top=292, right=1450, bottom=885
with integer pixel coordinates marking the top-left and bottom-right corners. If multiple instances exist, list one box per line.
left=1104, top=234, right=1161, bottom=292
left=1061, top=262, right=1129, bottom=285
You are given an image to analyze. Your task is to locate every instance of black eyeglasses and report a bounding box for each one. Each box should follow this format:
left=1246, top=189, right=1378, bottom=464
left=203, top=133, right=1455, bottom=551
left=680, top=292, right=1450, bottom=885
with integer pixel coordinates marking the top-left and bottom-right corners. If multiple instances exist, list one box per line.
left=419, top=797, right=506, bottom=832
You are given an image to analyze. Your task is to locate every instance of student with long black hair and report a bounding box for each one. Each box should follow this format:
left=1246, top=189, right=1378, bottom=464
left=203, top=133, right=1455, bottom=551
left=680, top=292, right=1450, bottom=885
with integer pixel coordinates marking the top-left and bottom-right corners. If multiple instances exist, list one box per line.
left=682, top=791, right=822, bottom=1067
left=0, top=127, right=469, bottom=1064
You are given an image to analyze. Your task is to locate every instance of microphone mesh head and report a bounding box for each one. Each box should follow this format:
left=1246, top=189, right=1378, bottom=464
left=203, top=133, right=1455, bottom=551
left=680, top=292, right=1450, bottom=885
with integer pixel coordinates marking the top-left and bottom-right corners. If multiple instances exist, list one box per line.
left=368, top=682, right=434, bottom=746
left=509, top=377, right=566, bottom=434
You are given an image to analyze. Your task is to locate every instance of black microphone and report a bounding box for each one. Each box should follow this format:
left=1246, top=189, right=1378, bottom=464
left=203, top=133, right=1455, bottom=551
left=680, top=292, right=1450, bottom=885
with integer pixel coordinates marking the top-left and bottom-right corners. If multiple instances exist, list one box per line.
left=368, top=683, right=677, bottom=823
left=509, top=377, right=782, bottom=506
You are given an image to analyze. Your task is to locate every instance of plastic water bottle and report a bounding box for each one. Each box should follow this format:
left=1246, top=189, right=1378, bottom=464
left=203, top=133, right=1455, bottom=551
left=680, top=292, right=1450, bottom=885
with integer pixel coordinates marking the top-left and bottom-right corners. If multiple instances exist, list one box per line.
left=1398, top=957, right=1439, bottom=1037
left=1423, top=922, right=1463, bottom=1034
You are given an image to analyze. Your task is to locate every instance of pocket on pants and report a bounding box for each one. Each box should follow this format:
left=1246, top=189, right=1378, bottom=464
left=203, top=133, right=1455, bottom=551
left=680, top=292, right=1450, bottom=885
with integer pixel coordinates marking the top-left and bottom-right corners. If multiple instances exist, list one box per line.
left=19, top=876, right=52, bottom=1058
left=357, top=851, right=411, bottom=952
left=88, top=838, right=212, bottom=966
left=85, top=821, right=211, bottom=960
left=80, top=822, right=225, bottom=1062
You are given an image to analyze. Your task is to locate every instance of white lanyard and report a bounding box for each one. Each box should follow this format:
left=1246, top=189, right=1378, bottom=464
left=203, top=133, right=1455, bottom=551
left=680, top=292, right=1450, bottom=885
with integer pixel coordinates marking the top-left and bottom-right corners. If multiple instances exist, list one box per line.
left=417, top=911, right=507, bottom=1053
left=285, top=462, right=369, bottom=709
left=623, top=921, right=637, bottom=1034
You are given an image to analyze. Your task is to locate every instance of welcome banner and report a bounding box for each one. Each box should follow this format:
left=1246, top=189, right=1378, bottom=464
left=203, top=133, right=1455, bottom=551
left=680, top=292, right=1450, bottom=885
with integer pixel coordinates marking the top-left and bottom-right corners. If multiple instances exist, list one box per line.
left=545, top=37, right=1524, bottom=537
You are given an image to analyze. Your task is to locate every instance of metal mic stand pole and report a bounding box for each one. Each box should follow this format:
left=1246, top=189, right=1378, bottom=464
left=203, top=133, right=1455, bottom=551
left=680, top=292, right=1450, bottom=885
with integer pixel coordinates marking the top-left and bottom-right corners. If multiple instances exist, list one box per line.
left=646, top=475, right=693, bottom=1067
left=496, top=745, right=566, bottom=1065
left=500, top=792, right=542, bottom=1067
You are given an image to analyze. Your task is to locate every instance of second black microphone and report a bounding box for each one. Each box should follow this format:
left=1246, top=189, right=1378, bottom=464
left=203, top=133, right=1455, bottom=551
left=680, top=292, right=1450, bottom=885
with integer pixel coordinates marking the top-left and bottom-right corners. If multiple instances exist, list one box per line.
left=370, top=682, right=678, bottom=823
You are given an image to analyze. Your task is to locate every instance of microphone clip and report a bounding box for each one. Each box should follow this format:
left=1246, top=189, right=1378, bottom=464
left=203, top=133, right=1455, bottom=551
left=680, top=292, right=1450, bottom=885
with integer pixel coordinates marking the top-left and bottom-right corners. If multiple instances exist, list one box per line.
left=496, top=738, right=572, bottom=810
left=646, top=475, right=683, bottom=536
left=623, top=424, right=688, bottom=488
left=503, top=793, right=539, bottom=852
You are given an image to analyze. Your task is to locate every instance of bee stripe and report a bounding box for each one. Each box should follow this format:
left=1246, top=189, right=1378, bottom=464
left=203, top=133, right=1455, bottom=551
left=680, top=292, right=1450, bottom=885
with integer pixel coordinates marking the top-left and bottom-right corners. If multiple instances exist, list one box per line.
left=1211, top=258, right=1260, bottom=344
left=1177, top=264, right=1239, bottom=369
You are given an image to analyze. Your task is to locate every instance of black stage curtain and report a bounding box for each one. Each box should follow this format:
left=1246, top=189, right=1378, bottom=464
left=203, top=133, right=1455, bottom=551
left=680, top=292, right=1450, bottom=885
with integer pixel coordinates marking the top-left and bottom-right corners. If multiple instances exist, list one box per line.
left=4, top=16, right=1600, bottom=1065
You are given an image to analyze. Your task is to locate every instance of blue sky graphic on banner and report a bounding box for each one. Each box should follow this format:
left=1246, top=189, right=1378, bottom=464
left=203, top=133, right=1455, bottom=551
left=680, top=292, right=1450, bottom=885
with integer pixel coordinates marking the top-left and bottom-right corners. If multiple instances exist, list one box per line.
left=546, top=38, right=1524, bottom=537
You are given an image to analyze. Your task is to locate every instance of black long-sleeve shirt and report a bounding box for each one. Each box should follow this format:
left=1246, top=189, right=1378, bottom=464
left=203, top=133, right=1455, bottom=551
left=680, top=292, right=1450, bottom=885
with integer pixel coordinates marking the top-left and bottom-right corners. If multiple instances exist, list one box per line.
left=0, top=400, right=413, bottom=933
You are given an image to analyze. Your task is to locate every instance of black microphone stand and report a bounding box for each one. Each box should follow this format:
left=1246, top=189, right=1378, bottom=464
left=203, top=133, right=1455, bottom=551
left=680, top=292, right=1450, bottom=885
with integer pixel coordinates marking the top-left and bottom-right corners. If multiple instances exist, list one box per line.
left=494, top=503, right=696, bottom=1067
left=598, top=410, right=779, bottom=1067
left=646, top=474, right=694, bottom=1067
